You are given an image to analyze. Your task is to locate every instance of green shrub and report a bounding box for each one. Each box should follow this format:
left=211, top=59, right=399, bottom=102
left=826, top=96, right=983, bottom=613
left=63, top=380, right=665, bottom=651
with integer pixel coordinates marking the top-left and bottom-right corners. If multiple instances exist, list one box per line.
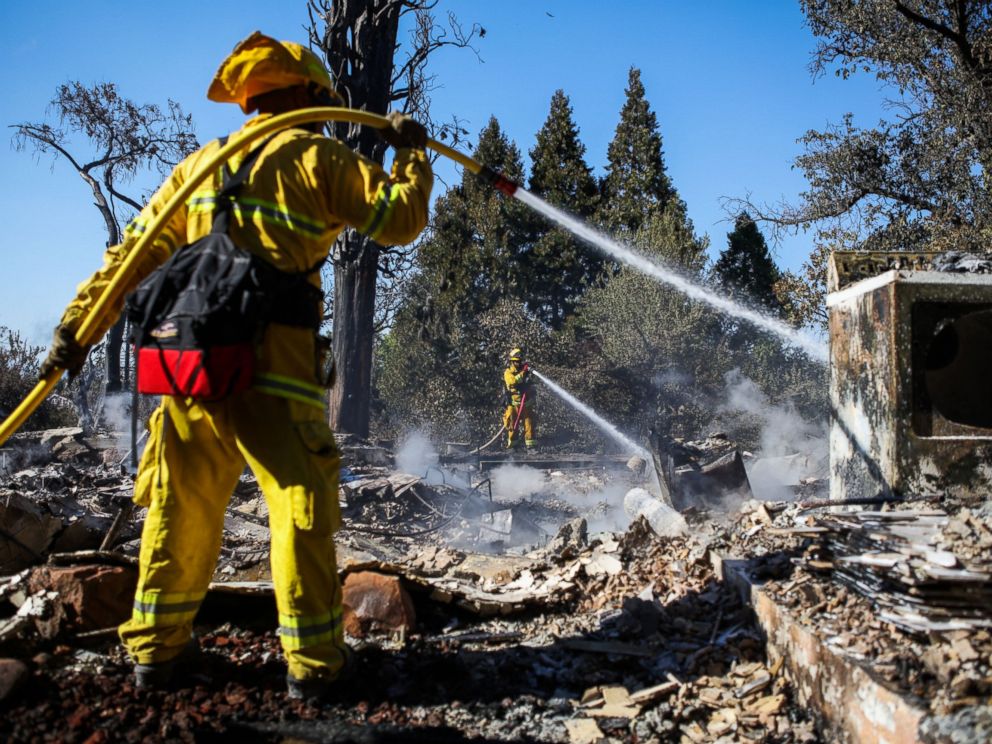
left=0, top=327, right=76, bottom=431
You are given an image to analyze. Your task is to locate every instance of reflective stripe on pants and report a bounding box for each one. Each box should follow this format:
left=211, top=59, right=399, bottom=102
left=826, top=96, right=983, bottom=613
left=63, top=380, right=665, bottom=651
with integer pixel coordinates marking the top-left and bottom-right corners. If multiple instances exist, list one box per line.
left=119, top=390, right=345, bottom=680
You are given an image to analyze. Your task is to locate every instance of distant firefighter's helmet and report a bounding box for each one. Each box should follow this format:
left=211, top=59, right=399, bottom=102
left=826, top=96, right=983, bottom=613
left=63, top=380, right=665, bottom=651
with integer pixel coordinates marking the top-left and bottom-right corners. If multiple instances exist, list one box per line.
left=508, top=347, right=523, bottom=362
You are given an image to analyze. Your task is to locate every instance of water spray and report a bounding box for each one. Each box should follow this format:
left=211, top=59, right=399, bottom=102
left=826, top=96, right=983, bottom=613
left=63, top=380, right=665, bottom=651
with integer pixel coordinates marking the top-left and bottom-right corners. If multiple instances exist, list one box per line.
left=512, top=190, right=828, bottom=363
left=531, top=370, right=647, bottom=457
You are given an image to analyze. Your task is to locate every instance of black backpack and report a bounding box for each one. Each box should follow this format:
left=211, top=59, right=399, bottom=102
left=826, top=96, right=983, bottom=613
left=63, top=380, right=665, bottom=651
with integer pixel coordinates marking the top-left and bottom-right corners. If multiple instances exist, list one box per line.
left=125, top=135, right=322, bottom=400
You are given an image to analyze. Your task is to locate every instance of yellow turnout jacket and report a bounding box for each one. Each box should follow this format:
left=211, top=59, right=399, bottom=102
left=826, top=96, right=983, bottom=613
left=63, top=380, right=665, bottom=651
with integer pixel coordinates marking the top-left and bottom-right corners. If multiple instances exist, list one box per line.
left=61, top=113, right=433, bottom=407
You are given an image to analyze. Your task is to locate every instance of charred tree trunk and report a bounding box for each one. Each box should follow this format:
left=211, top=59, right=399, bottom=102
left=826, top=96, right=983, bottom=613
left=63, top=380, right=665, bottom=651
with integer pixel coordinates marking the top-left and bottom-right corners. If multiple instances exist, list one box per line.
left=313, top=0, right=401, bottom=438
left=330, top=234, right=379, bottom=437
left=310, top=0, right=480, bottom=436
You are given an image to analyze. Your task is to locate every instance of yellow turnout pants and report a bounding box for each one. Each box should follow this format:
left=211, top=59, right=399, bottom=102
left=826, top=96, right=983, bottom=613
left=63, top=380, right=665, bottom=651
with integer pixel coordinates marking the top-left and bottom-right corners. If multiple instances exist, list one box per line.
left=503, top=402, right=536, bottom=448
left=118, top=389, right=346, bottom=681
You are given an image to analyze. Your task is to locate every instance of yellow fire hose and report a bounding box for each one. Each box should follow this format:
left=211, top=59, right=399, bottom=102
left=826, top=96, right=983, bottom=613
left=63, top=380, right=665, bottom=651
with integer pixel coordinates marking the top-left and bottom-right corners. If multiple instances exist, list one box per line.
left=0, top=106, right=517, bottom=447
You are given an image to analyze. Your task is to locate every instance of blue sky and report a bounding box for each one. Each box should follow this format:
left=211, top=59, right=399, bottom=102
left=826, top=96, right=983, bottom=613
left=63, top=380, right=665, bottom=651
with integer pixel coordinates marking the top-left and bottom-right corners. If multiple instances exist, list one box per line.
left=0, top=1, right=885, bottom=343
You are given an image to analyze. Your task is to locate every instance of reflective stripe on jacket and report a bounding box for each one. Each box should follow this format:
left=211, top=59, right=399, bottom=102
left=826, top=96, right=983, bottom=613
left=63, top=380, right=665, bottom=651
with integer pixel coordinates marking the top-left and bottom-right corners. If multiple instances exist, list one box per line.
left=504, top=366, right=531, bottom=406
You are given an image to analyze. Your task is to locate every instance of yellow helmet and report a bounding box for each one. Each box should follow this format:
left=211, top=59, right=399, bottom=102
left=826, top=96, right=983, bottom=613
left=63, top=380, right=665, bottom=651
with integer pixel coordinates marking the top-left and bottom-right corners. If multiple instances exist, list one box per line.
left=509, top=347, right=523, bottom=362
left=208, top=31, right=341, bottom=113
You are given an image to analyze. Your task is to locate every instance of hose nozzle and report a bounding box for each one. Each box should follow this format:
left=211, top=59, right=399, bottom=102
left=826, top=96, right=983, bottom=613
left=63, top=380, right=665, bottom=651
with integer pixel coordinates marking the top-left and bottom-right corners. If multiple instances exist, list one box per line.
left=478, top=165, right=519, bottom=196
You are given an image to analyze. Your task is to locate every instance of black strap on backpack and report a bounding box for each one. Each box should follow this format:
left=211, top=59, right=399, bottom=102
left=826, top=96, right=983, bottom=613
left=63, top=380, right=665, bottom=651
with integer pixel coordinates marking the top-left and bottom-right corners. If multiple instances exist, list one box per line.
left=211, top=135, right=266, bottom=234
left=217, top=135, right=326, bottom=328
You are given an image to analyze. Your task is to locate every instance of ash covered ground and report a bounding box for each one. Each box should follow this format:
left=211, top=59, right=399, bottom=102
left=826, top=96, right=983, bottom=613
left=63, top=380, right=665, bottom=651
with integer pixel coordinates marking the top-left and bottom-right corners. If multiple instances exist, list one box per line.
left=1, top=426, right=989, bottom=742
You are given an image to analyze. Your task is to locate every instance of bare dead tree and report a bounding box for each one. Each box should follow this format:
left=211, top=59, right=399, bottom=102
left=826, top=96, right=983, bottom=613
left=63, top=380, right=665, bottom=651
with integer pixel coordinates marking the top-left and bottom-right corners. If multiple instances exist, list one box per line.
left=308, top=0, right=482, bottom=438
left=11, top=82, right=198, bottom=394
left=726, top=0, right=992, bottom=329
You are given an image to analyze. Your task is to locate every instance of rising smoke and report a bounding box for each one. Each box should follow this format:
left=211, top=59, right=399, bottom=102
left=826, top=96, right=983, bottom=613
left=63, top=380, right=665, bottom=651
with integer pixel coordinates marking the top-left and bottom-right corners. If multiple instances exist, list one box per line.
left=491, top=464, right=547, bottom=500
left=395, top=430, right=471, bottom=487
left=719, top=370, right=828, bottom=501
left=492, top=463, right=639, bottom=535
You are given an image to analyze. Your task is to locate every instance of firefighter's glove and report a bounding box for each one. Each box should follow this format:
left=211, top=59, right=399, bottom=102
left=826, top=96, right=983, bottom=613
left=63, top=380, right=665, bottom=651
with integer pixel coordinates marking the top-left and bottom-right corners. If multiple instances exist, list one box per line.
left=39, top=325, right=90, bottom=380
left=379, top=112, right=428, bottom=150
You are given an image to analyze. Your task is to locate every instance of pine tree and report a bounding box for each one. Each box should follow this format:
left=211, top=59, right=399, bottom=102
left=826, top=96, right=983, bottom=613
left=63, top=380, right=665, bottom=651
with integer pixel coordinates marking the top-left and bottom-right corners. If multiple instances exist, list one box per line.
left=558, top=203, right=722, bottom=441
left=525, top=90, right=601, bottom=329
left=712, top=213, right=782, bottom=313
left=413, top=117, right=529, bottom=323
left=598, top=68, right=674, bottom=235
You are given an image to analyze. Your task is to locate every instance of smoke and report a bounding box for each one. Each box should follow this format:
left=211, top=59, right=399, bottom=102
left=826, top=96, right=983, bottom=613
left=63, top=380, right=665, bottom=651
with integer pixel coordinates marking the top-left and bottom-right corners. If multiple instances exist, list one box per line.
left=576, top=480, right=632, bottom=534
left=492, top=463, right=638, bottom=536
left=395, top=430, right=441, bottom=483
left=491, top=464, right=547, bottom=500
left=395, top=430, right=472, bottom=487
left=101, top=393, right=131, bottom=436
left=719, top=370, right=827, bottom=501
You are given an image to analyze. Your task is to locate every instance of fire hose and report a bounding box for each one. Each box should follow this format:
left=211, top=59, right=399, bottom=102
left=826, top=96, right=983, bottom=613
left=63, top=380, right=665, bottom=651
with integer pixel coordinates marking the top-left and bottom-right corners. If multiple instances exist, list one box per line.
left=0, top=106, right=519, bottom=447
left=510, top=391, right=528, bottom=438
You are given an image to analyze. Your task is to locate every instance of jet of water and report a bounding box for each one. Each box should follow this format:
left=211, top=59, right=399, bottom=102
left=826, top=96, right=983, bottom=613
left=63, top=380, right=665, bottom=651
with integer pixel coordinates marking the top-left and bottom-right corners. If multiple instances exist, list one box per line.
left=532, top=370, right=648, bottom=457
left=513, top=189, right=828, bottom=363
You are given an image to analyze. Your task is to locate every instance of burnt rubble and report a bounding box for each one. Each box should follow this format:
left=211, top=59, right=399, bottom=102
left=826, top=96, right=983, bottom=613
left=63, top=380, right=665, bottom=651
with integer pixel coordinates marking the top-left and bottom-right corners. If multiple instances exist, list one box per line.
left=0, top=426, right=989, bottom=742
left=729, top=499, right=992, bottom=737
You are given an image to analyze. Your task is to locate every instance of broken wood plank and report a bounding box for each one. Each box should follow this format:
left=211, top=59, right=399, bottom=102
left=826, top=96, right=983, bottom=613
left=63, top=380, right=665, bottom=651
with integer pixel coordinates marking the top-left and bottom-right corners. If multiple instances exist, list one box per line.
left=564, top=718, right=604, bottom=744
left=628, top=680, right=679, bottom=705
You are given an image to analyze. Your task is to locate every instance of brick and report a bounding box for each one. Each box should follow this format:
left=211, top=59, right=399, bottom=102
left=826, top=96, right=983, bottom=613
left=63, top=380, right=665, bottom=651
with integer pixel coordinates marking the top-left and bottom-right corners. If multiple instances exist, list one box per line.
left=27, top=564, right=138, bottom=636
left=342, top=571, right=416, bottom=638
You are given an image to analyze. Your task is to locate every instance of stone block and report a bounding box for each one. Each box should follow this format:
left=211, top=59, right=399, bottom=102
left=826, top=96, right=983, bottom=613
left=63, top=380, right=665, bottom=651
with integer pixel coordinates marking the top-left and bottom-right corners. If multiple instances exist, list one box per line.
left=26, top=564, right=138, bottom=637
left=342, top=571, right=416, bottom=638
left=0, top=659, right=29, bottom=702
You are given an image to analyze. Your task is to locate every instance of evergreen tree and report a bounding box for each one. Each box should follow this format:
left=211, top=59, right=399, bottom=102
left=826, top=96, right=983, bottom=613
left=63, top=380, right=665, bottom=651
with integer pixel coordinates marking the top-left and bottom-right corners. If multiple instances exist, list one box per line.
left=712, top=213, right=782, bottom=313
left=418, top=116, right=529, bottom=322
left=525, top=90, right=601, bottom=329
left=598, top=68, right=674, bottom=235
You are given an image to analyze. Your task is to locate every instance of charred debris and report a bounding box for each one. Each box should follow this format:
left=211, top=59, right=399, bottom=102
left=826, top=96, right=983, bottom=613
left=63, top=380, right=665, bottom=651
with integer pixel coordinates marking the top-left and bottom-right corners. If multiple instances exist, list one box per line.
left=0, top=408, right=989, bottom=743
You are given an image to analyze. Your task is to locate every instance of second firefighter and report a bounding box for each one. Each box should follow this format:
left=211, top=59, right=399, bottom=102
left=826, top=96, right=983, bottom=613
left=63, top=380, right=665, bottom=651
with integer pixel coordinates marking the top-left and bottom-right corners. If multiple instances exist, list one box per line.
left=503, top=347, right=536, bottom=450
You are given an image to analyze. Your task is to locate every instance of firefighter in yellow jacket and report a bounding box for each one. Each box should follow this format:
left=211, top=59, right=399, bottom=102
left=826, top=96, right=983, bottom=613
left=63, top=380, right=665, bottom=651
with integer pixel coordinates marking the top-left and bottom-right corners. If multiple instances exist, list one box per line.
left=502, top=347, right=536, bottom=449
left=38, top=32, right=433, bottom=699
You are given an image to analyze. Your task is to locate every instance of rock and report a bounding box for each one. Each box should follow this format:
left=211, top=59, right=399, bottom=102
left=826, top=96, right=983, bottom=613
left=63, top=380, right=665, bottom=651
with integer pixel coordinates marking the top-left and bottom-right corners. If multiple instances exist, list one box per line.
left=547, top=518, right=588, bottom=560
left=100, top=448, right=124, bottom=467
left=342, top=571, right=416, bottom=638
left=0, top=491, right=63, bottom=572
left=51, top=436, right=101, bottom=465
left=26, top=564, right=138, bottom=637
left=626, top=456, right=647, bottom=477
left=0, top=659, right=29, bottom=702
left=37, top=428, right=84, bottom=447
